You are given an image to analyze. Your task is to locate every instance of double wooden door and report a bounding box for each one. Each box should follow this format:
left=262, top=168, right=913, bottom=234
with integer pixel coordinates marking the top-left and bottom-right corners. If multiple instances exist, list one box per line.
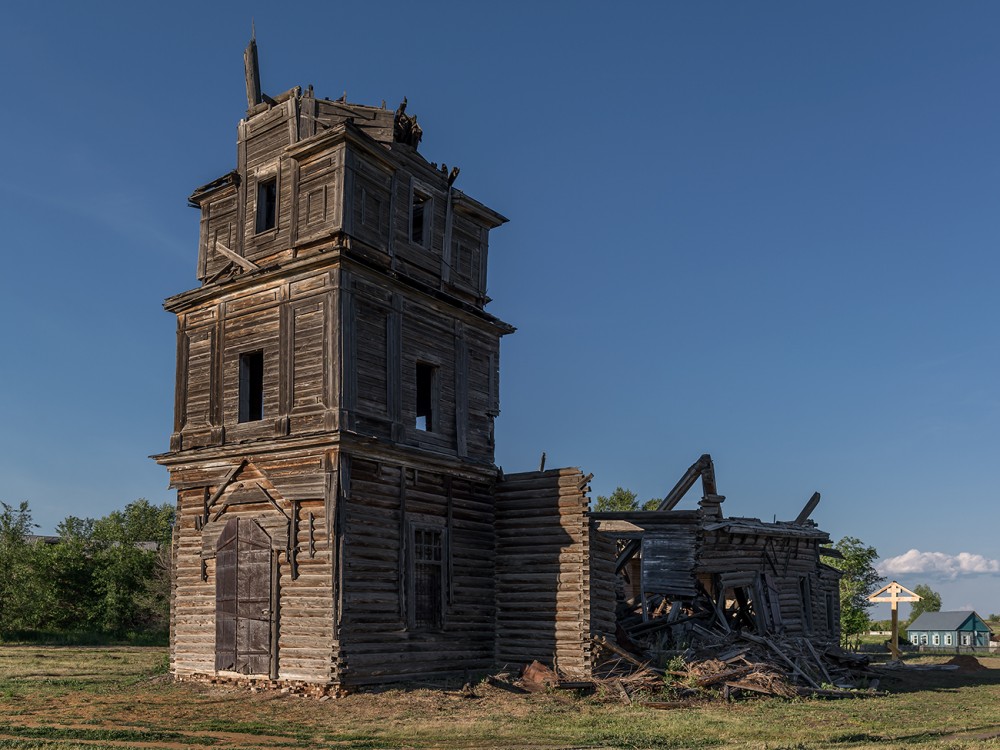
left=215, top=517, right=275, bottom=675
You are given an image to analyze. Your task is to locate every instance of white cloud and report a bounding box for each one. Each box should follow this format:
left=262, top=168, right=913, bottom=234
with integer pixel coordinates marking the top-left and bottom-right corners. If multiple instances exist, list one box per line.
left=879, top=549, right=1000, bottom=580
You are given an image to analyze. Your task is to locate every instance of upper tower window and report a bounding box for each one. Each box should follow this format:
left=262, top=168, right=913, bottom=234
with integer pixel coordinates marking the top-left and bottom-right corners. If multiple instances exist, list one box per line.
left=239, top=351, right=264, bottom=422
left=255, top=178, right=277, bottom=233
left=410, top=189, right=431, bottom=247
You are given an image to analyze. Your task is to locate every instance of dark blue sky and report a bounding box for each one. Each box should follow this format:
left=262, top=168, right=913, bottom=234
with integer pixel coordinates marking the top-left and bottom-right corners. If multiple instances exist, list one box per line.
left=1, top=2, right=997, bottom=614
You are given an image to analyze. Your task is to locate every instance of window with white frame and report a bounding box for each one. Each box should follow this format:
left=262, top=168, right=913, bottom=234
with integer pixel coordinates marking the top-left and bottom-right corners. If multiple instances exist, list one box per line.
left=911, top=634, right=919, bottom=644
left=944, top=633, right=953, bottom=646
left=932, top=633, right=940, bottom=646
left=961, top=633, right=970, bottom=645
left=921, top=634, right=928, bottom=645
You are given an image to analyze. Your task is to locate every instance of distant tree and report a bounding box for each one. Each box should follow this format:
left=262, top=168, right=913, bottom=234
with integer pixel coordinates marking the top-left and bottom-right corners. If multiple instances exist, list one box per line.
left=0, top=502, right=44, bottom=633
left=92, top=499, right=174, bottom=547
left=595, top=487, right=639, bottom=512
left=0, top=499, right=175, bottom=638
left=827, top=536, right=884, bottom=648
left=32, top=520, right=99, bottom=631
left=90, top=499, right=174, bottom=634
left=906, top=584, right=942, bottom=626
left=595, top=488, right=667, bottom=512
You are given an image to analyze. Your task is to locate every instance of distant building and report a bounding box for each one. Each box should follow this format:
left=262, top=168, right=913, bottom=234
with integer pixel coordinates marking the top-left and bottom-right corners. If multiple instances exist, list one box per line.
left=907, top=611, right=991, bottom=649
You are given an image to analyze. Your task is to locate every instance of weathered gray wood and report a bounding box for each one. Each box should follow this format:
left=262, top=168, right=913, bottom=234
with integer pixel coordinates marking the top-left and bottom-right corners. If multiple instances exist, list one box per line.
left=244, top=37, right=262, bottom=109
left=215, top=240, right=260, bottom=272
left=794, top=492, right=821, bottom=525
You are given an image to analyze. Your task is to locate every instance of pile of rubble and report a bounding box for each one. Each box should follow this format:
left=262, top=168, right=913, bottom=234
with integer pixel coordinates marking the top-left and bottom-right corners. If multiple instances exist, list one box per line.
left=175, top=673, right=340, bottom=698
left=489, top=630, right=883, bottom=708
left=588, top=632, right=883, bottom=706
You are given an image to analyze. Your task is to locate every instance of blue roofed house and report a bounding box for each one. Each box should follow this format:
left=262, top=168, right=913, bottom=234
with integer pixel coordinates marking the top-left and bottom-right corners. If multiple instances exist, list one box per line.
left=907, top=611, right=991, bottom=650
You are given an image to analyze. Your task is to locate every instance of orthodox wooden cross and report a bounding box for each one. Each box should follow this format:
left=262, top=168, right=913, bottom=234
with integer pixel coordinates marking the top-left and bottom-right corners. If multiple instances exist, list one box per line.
left=868, top=580, right=921, bottom=660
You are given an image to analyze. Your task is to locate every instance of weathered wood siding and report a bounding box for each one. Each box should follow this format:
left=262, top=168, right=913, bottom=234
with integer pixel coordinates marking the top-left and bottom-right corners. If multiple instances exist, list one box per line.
left=173, top=271, right=339, bottom=452
left=193, top=95, right=499, bottom=307
left=588, top=526, right=618, bottom=640
left=168, top=453, right=335, bottom=683
left=343, top=268, right=501, bottom=462
left=335, top=454, right=496, bottom=685
left=699, top=523, right=835, bottom=638
left=494, top=469, right=598, bottom=678
left=164, top=89, right=513, bottom=690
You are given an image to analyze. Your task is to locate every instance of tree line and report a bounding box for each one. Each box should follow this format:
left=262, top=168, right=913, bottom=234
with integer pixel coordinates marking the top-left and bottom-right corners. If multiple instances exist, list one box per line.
left=0, top=499, right=174, bottom=641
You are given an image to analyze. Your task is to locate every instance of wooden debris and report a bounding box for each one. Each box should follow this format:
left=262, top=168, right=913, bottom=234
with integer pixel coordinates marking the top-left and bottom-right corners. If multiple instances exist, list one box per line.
left=555, top=681, right=596, bottom=691
left=520, top=660, right=558, bottom=692
left=485, top=675, right=529, bottom=695
left=586, top=630, right=876, bottom=706
left=612, top=679, right=632, bottom=705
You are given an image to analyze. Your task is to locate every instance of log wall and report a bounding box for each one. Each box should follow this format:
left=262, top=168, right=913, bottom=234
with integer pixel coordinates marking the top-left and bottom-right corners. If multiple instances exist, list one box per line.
left=494, top=468, right=600, bottom=678
left=172, top=270, right=339, bottom=452
left=335, top=454, right=496, bottom=685
left=699, top=523, right=835, bottom=638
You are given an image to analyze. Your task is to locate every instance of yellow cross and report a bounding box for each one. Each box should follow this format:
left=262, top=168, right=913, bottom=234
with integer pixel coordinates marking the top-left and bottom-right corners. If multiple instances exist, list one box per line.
left=868, top=580, right=921, bottom=660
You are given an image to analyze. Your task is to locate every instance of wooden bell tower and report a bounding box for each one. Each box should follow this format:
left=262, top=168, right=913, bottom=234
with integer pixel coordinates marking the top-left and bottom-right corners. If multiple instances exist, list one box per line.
left=155, top=39, right=513, bottom=688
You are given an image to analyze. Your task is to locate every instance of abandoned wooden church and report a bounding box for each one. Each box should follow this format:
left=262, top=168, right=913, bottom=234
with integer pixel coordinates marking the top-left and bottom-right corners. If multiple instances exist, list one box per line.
left=155, top=41, right=842, bottom=690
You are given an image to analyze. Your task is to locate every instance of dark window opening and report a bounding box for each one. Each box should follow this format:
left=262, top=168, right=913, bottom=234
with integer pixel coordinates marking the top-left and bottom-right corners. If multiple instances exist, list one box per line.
left=413, top=527, right=443, bottom=629
left=255, top=178, right=277, bottom=233
left=411, top=191, right=429, bottom=246
left=415, top=362, right=435, bottom=431
left=239, top=351, right=264, bottom=423
left=825, top=592, right=835, bottom=633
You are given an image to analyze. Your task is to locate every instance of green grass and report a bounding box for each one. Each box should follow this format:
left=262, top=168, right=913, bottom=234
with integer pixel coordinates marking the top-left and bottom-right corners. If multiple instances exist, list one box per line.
left=0, top=630, right=168, bottom=647
left=0, top=724, right=216, bottom=744
left=0, top=742, right=153, bottom=750
left=0, top=645, right=999, bottom=749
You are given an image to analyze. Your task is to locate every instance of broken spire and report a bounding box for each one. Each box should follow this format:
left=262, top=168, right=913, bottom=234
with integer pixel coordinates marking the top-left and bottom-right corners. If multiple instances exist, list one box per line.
left=244, top=30, right=262, bottom=110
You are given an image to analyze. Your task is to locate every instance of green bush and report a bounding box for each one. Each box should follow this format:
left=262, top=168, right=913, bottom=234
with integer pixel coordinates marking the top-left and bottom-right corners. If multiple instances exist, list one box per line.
left=0, top=499, right=174, bottom=640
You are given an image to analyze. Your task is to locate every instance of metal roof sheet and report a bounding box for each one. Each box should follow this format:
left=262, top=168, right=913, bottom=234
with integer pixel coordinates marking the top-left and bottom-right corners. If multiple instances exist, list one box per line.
left=907, top=611, right=979, bottom=631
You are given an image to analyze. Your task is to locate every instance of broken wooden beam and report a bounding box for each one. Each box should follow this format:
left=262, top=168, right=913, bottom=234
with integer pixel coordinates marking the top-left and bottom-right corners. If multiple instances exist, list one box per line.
left=486, top=675, right=529, bottom=695
left=794, top=492, right=821, bottom=524
left=615, top=454, right=714, bottom=572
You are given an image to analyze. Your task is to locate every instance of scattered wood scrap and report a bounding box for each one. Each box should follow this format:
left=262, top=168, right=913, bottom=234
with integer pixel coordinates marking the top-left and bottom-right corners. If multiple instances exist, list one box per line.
left=589, top=633, right=884, bottom=703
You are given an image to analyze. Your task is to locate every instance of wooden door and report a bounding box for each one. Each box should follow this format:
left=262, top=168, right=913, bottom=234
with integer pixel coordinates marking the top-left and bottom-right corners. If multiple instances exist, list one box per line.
left=215, top=517, right=275, bottom=675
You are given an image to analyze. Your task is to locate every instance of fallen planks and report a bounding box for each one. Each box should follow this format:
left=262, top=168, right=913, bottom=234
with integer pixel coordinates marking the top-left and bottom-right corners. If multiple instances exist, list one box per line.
left=588, top=631, right=882, bottom=703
